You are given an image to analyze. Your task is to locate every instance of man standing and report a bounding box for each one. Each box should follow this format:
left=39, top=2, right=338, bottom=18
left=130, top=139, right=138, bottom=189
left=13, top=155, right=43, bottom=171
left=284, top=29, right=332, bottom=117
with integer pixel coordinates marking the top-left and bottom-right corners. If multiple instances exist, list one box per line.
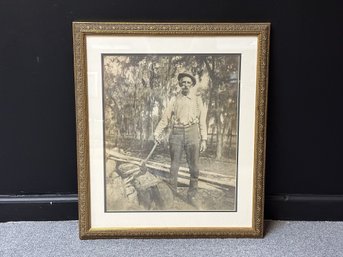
left=153, top=73, right=207, bottom=205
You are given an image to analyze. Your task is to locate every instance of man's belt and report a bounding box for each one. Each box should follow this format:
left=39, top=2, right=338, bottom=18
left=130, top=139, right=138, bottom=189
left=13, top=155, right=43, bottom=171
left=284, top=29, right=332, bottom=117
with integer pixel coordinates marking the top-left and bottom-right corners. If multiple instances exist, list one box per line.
left=173, top=123, right=198, bottom=129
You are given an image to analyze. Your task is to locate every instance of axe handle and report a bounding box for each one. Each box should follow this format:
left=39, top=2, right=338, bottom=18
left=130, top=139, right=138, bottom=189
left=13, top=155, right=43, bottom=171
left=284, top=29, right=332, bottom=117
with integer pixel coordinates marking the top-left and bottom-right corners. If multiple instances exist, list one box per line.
left=142, top=142, right=158, bottom=164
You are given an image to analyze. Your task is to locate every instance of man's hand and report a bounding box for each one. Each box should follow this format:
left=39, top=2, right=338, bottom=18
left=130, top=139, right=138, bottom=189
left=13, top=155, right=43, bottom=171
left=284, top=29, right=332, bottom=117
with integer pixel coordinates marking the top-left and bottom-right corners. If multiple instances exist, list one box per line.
left=154, top=135, right=161, bottom=145
left=200, top=140, right=207, bottom=153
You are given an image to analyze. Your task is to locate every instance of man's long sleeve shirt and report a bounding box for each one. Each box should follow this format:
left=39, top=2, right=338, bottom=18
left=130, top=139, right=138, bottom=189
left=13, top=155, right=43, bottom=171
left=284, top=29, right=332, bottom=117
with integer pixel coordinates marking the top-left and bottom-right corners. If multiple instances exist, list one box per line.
left=154, top=94, right=208, bottom=140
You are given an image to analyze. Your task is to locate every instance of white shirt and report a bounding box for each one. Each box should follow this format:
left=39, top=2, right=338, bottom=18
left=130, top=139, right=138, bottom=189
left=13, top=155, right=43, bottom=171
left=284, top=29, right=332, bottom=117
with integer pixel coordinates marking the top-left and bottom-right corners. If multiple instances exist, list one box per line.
left=154, top=93, right=208, bottom=140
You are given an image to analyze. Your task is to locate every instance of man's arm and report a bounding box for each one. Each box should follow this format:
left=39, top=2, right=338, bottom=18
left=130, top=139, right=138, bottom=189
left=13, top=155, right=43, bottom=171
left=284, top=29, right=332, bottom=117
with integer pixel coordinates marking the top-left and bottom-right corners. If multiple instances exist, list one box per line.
left=153, top=98, right=175, bottom=143
left=198, top=97, right=208, bottom=141
left=198, top=97, right=208, bottom=152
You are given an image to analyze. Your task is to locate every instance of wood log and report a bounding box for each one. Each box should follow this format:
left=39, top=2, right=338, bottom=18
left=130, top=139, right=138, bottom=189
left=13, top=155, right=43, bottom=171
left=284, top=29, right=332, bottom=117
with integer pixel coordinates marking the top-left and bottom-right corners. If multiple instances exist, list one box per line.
left=107, top=150, right=236, bottom=189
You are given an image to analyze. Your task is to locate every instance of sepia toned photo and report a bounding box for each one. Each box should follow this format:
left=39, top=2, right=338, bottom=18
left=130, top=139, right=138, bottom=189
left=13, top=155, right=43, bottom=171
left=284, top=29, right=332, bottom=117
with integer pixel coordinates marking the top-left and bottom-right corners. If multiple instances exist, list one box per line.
left=73, top=22, right=269, bottom=238
left=103, top=54, right=240, bottom=212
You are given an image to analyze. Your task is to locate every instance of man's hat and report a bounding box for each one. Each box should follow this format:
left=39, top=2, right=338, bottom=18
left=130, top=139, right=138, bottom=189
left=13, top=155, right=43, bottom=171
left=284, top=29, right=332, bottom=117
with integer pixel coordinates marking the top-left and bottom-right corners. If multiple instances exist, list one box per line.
left=177, top=73, right=196, bottom=85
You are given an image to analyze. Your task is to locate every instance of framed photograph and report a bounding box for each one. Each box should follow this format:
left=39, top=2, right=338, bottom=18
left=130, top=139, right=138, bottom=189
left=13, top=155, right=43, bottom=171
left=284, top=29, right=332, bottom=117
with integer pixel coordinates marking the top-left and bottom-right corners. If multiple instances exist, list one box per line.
left=73, top=22, right=270, bottom=238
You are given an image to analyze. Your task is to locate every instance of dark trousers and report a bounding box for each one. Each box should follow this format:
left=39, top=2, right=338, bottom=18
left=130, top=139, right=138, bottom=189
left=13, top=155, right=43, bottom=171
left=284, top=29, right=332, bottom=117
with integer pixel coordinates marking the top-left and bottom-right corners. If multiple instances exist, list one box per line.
left=169, top=124, right=200, bottom=191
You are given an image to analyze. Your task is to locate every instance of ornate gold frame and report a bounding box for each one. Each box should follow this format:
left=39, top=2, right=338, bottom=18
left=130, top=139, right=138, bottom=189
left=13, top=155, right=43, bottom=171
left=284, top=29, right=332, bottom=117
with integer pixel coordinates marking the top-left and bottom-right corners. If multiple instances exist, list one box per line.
left=73, top=22, right=270, bottom=239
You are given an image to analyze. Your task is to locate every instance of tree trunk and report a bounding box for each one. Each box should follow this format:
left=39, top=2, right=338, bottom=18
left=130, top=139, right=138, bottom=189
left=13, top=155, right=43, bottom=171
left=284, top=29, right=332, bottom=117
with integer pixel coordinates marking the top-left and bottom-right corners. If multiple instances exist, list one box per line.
left=210, top=126, right=214, bottom=147
left=145, top=102, right=150, bottom=141
left=227, top=115, right=233, bottom=153
left=133, top=84, right=137, bottom=139
left=206, top=79, right=213, bottom=130
left=139, top=104, right=143, bottom=148
left=216, top=116, right=223, bottom=160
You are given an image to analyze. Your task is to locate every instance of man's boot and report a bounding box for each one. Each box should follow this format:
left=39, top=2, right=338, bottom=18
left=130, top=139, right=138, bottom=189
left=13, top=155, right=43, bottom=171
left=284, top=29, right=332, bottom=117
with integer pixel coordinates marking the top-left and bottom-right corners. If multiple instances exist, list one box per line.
left=187, top=178, right=200, bottom=208
left=166, top=175, right=178, bottom=194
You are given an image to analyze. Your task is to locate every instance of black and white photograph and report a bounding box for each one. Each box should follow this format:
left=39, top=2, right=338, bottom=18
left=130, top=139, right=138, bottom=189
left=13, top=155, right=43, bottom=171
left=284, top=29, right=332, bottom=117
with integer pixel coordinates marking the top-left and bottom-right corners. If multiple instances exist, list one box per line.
left=73, top=22, right=269, bottom=238
left=103, top=54, right=240, bottom=212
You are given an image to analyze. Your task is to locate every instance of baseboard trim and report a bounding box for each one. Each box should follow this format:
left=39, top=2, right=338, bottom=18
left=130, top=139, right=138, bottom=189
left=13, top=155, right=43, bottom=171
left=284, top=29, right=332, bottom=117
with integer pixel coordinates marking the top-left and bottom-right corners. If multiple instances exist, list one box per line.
left=0, top=194, right=343, bottom=221
left=0, top=194, right=78, bottom=222
left=266, top=194, right=343, bottom=202
left=265, top=194, right=343, bottom=221
left=0, top=194, right=78, bottom=204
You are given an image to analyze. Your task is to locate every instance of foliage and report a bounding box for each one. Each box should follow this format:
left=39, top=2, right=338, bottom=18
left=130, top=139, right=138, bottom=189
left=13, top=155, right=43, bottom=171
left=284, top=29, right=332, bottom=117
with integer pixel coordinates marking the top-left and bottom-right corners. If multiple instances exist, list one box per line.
left=103, top=54, right=240, bottom=160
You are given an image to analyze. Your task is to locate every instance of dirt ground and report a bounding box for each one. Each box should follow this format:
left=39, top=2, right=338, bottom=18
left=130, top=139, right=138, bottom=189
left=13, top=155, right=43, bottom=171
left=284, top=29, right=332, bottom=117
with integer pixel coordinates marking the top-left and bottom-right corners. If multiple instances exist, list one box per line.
left=105, top=159, right=236, bottom=212
left=105, top=140, right=237, bottom=212
left=171, top=186, right=236, bottom=211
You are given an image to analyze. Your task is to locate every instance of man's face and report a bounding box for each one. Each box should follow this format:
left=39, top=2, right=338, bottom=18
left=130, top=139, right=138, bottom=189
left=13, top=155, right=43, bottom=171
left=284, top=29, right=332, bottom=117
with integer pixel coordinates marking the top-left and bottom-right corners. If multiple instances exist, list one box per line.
left=179, top=76, right=193, bottom=96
